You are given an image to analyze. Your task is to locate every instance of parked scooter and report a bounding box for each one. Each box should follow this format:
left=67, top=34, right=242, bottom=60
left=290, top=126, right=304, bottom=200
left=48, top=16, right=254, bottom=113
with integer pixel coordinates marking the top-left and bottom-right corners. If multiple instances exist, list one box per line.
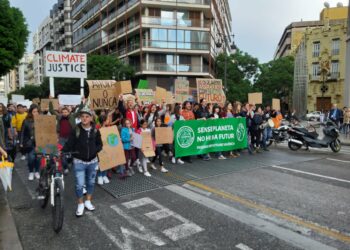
left=287, top=120, right=341, bottom=152
left=266, top=125, right=290, bottom=147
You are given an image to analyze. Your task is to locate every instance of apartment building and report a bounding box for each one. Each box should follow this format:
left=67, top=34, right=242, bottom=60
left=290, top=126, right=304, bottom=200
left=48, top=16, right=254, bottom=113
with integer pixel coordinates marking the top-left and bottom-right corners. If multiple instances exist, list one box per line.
left=71, top=0, right=233, bottom=89
left=51, top=0, right=73, bottom=51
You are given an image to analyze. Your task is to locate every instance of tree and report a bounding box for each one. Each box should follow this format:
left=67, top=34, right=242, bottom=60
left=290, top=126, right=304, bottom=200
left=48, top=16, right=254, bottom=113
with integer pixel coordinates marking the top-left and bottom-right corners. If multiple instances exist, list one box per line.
left=215, top=50, right=259, bottom=103
left=254, top=56, right=294, bottom=108
left=0, top=0, right=29, bottom=76
left=8, top=85, right=43, bottom=100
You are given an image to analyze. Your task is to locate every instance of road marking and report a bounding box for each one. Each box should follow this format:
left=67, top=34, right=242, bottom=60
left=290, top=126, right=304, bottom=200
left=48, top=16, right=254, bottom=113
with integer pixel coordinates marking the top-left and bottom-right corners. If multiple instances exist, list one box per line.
left=270, top=165, right=350, bottom=184
left=122, top=197, right=204, bottom=241
left=166, top=185, right=337, bottom=250
left=326, top=158, right=350, bottom=163
left=236, top=243, right=253, bottom=250
left=183, top=181, right=350, bottom=245
left=14, top=166, right=36, bottom=200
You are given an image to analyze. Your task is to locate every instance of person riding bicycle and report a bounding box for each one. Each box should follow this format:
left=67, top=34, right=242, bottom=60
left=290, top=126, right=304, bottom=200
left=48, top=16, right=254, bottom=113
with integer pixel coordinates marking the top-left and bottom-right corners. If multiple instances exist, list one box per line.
left=62, top=106, right=103, bottom=217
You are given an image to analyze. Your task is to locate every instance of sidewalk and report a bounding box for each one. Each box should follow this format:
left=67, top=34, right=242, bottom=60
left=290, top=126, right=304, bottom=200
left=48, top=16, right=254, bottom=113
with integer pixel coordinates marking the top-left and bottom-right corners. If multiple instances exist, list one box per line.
left=0, top=187, right=22, bottom=250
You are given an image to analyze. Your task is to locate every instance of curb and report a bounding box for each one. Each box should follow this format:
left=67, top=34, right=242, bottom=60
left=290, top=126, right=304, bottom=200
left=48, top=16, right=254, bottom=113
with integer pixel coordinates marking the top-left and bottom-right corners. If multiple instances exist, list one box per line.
left=0, top=189, right=23, bottom=250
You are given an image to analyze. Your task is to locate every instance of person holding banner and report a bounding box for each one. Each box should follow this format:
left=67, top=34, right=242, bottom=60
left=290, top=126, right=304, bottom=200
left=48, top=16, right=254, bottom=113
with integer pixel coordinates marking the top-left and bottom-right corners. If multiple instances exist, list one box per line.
left=151, top=118, right=169, bottom=173
left=195, top=99, right=211, bottom=161
left=63, top=106, right=102, bottom=217
left=251, top=107, right=263, bottom=153
left=182, top=101, right=195, bottom=121
left=121, top=119, right=136, bottom=177
left=261, top=106, right=273, bottom=151
left=169, top=105, right=185, bottom=165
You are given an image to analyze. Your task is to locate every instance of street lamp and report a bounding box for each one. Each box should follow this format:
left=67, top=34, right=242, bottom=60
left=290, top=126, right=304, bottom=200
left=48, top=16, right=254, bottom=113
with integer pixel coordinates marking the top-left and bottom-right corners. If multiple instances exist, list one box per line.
left=216, top=34, right=237, bottom=92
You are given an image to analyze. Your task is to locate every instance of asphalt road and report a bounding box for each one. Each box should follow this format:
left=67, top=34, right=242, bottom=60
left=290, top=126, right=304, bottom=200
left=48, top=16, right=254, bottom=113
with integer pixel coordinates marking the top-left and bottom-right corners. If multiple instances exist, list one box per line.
left=7, top=144, right=350, bottom=250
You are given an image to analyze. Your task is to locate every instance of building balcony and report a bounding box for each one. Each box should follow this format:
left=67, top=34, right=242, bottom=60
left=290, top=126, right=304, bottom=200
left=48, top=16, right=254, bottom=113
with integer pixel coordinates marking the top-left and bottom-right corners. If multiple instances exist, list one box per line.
left=101, top=0, right=139, bottom=28
left=143, top=40, right=210, bottom=51
left=329, top=72, right=340, bottom=80
left=142, top=16, right=210, bottom=28
left=141, top=0, right=210, bottom=6
left=310, top=75, right=320, bottom=81
left=143, top=63, right=209, bottom=74
left=72, top=4, right=100, bottom=31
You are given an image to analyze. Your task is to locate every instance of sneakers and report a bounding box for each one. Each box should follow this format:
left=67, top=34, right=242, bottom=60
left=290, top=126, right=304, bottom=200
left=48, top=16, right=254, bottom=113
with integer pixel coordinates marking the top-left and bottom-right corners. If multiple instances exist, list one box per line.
left=63, top=168, right=69, bottom=175
left=126, top=170, right=133, bottom=177
left=150, top=164, right=157, bottom=170
left=133, top=159, right=140, bottom=167
left=34, top=172, right=40, bottom=179
left=203, top=157, right=210, bottom=161
left=160, top=166, right=168, bottom=173
left=177, top=159, right=185, bottom=164
left=144, top=171, right=151, bottom=177
left=103, top=176, right=110, bottom=184
left=21, top=155, right=26, bottom=161
left=97, top=176, right=104, bottom=185
left=169, top=151, right=173, bottom=157
left=218, top=155, right=226, bottom=160
left=83, top=187, right=87, bottom=195
left=84, top=200, right=95, bottom=211
left=129, top=167, right=135, bottom=175
left=171, top=157, right=176, bottom=164
left=146, top=159, right=150, bottom=163
left=76, top=203, right=84, bottom=217
left=137, top=164, right=143, bottom=173
left=28, top=172, right=34, bottom=181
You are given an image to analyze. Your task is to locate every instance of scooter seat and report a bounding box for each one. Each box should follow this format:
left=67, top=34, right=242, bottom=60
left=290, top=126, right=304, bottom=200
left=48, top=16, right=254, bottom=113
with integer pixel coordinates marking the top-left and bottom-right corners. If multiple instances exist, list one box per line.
left=294, top=127, right=318, bottom=139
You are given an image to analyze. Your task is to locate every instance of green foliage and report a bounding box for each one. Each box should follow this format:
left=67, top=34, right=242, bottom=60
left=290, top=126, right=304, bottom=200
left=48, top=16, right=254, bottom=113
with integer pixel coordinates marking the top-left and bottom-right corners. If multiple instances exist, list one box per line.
left=215, top=50, right=259, bottom=103
left=253, top=56, right=294, bottom=105
left=7, top=85, right=43, bottom=100
left=0, top=0, right=29, bottom=76
left=87, top=55, right=135, bottom=80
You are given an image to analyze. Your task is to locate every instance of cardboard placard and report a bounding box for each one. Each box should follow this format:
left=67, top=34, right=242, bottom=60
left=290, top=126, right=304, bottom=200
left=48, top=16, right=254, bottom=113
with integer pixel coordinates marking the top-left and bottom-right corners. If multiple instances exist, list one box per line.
left=32, top=98, right=40, bottom=105
left=272, top=98, right=281, bottom=110
left=155, top=87, right=167, bottom=104
left=248, top=92, right=262, bottom=105
left=87, top=80, right=118, bottom=110
left=116, top=80, right=132, bottom=95
left=98, top=126, right=126, bottom=171
left=0, top=97, right=8, bottom=105
left=141, top=132, right=155, bottom=157
left=130, top=132, right=142, bottom=149
left=135, top=89, right=154, bottom=105
left=175, top=79, right=189, bottom=103
left=34, top=115, right=57, bottom=154
left=155, top=127, right=173, bottom=144
left=166, top=91, right=174, bottom=104
left=58, top=95, right=81, bottom=106
left=41, top=99, right=59, bottom=110
left=196, top=79, right=226, bottom=106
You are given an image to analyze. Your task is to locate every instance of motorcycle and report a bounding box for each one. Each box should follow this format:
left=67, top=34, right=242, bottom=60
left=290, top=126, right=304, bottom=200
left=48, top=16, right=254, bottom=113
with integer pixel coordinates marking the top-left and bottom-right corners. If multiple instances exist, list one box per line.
left=266, top=125, right=290, bottom=147
left=287, top=120, right=341, bottom=153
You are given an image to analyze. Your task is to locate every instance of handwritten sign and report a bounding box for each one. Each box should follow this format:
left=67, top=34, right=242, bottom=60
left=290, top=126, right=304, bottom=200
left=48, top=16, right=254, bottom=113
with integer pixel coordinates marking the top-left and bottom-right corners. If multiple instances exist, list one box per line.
left=41, top=99, right=59, bottom=110
left=175, top=79, right=189, bottom=103
left=98, top=126, right=126, bottom=171
left=155, top=127, right=173, bottom=144
left=135, top=89, right=154, bottom=104
left=166, top=91, right=174, bottom=104
left=34, top=115, right=57, bottom=154
left=196, top=79, right=226, bottom=106
left=155, top=87, right=167, bottom=104
left=87, top=80, right=118, bottom=110
left=248, top=92, right=262, bottom=105
left=116, top=80, right=132, bottom=95
left=272, top=98, right=281, bottom=110
left=141, top=132, right=155, bottom=157
left=44, top=51, right=87, bottom=78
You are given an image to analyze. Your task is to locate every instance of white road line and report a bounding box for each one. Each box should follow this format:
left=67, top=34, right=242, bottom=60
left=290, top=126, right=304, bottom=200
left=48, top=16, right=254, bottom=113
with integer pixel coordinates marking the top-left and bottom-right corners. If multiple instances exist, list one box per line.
left=270, top=165, right=350, bottom=184
left=326, top=158, right=350, bottom=164
left=165, top=185, right=336, bottom=250
left=110, top=205, right=145, bottom=231
left=236, top=243, right=253, bottom=250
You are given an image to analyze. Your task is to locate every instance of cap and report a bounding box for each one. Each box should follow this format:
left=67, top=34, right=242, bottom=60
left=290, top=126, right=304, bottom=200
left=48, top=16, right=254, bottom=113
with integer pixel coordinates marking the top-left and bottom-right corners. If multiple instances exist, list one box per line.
left=79, top=106, right=93, bottom=116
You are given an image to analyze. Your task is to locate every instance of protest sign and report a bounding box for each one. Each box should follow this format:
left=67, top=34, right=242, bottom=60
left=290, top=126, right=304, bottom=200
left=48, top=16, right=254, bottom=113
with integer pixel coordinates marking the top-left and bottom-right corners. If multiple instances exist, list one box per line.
left=196, top=79, right=226, bottom=106
left=166, top=91, right=174, bottom=104
left=138, top=79, right=149, bottom=89
left=116, top=80, right=132, bottom=95
left=44, top=51, right=87, bottom=78
left=34, top=115, right=57, bottom=154
left=248, top=92, right=262, bottom=104
left=175, top=79, right=189, bottom=103
left=17, top=100, right=32, bottom=108
left=174, top=118, right=247, bottom=158
left=32, top=98, right=40, bottom=105
left=0, top=97, right=8, bottom=105
left=98, top=126, right=126, bottom=171
left=155, top=87, right=167, bottom=104
left=87, top=80, right=118, bottom=110
left=135, top=89, right=154, bottom=104
left=58, top=95, right=81, bottom=106
left=141, top=132, right=155, bottom=157
left=41, top=99, right=59, bottom=110
left=272, top=98, right=281, bottom=110
left=155, top=127, right=173, bottom=144
left=130, top=132, right=142, bottom=149
left=11, top=94, right=25, bottom=103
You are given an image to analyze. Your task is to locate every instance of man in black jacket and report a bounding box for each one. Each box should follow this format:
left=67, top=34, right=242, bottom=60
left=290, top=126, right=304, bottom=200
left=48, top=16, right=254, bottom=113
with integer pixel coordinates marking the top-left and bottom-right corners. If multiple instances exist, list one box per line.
left=63, top=106, right=103, bottom=217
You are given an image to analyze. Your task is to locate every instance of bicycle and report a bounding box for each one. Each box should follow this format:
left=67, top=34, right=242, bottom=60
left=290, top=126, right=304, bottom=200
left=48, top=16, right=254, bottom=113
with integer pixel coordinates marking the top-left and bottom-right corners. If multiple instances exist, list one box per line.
left=36, top=151, right=74, bottom=233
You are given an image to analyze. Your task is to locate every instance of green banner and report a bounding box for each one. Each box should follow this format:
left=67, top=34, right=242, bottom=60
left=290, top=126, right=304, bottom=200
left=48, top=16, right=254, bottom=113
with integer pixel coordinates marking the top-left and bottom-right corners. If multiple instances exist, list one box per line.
left=174, top=118, right=247, bottom=157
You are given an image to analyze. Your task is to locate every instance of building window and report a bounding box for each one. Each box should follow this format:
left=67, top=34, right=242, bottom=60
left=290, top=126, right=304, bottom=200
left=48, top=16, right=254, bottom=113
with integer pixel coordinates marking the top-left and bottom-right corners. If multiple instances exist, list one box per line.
left=313, top=42, right=320, bottom=57
left=331, top=60, right=339, bottom=79
left=331, top=38, right=340, bottom=55
left=312, top=63, right=320, bottom=78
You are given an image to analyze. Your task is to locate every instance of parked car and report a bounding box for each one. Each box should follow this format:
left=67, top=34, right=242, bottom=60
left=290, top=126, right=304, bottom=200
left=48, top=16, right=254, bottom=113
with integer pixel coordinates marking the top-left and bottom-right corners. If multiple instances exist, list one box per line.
left=306, top=111, right=322, bottom=121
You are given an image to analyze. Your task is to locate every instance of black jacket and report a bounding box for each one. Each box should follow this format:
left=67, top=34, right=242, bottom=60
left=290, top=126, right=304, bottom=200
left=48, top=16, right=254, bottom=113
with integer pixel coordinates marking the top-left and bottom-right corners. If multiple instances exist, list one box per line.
left=63, top=123, right=103, bottom=162
left=195, top=106, right=210, bottom=119
left=20, top=119, right=35, bottom=152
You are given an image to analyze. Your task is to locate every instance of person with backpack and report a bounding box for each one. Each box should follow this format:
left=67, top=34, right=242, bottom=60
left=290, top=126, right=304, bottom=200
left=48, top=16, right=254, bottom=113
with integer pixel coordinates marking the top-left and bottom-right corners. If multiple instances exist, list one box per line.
left=63, top=106, right=103, bottom=217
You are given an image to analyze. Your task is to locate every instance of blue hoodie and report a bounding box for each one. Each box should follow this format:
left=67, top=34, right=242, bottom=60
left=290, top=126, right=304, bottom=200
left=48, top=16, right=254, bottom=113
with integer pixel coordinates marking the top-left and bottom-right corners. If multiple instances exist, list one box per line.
left=121, top=127, right=134, bottom=150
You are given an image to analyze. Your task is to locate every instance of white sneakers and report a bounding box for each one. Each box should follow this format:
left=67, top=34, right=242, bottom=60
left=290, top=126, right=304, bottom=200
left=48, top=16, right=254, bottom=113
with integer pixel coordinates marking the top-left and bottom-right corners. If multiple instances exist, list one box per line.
left=21, top=155, right=26, bottom=161
left=160, top=166, right=168, bottom=173
left=28, top=172, right=34, bottom=181
left=103, top=176, right=110, bottom=184
left=84, top=200, right=95, bottom=211
left=218, top=155, right=226, bottom=160
left=97, top=176, right=104, bottom=185
left=144, top=171, right=151, bottom=177
left=150, top=163, right=157, bottom=170
left=137, top=164, right=143, bottom=173
left=34, top=172, right=40, bottom=179
left=177, top=159, right=185, bottom=164
left=76, top=201, right=95, bottom=217
left=171, top=157, right=176, bottom=164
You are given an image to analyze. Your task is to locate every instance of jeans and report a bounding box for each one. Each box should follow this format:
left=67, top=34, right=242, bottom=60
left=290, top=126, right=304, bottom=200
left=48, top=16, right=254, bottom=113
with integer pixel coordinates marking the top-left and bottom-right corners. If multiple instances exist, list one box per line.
left=152, top=146, right=164, bottom=166
left=262, top=127, right=272, bottom=148
left=59, top=137, right=69, bottom=169
left=97, top=170, right=107, bottom=177
left=27, top=148, right=39, bottom=173
left=74, top=162, right=97, bottom=198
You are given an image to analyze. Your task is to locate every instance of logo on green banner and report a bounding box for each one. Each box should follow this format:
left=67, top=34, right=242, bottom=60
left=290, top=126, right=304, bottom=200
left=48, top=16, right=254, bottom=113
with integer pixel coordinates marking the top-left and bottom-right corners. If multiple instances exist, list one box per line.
left=236, top=123, right=246, bottom=142
left=176, top=126, right=195, bottom=148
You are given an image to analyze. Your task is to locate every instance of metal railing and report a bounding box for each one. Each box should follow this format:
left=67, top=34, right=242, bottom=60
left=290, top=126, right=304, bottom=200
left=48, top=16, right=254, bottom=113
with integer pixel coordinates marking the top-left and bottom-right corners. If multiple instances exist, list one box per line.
left=331, top=49, right=340, bottom=56
left=142, top=16, right=209, bottom=28
left=329, top=72, right=340, bottom=80
left=145, top=63, right=209, bottom=73
left=143, top=40, right=209, bottom=50
left=142, top=0, right=210, bottom=4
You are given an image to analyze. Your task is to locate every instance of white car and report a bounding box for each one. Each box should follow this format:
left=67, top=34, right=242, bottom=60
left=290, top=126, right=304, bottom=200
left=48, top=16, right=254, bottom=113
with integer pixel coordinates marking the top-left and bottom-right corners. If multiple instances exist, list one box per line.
left=306, top=111, right=322, bottom=121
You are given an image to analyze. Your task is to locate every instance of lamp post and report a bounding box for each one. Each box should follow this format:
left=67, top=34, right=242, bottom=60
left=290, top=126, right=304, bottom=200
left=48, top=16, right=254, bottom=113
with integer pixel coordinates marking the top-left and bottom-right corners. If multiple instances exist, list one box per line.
left=319, top=50, right=331, bottom=113
left=216, top=34, right=236, bottom=92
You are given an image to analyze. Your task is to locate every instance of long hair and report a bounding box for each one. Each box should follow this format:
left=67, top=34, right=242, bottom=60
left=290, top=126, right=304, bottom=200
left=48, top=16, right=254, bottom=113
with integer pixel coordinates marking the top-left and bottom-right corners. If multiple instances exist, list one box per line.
left=26, top=104, right=40, bottom=121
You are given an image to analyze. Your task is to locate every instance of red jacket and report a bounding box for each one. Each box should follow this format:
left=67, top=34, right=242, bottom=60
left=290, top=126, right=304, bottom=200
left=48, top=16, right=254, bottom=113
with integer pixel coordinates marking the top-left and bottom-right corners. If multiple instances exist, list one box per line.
left=125, top=109, right=138, bottom=129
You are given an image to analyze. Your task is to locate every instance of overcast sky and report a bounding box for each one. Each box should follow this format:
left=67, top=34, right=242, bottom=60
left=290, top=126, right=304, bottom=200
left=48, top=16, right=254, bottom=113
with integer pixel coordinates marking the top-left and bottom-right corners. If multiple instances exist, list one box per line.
left=10, top=0, right=349, bottom=63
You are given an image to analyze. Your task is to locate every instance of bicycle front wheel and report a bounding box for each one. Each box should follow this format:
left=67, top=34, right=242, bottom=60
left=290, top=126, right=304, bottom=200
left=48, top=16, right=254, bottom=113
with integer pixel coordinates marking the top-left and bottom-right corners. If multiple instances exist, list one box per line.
left=38, top=169, right=49, bottom=208
left=52, top=179, right=64, bottom=233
